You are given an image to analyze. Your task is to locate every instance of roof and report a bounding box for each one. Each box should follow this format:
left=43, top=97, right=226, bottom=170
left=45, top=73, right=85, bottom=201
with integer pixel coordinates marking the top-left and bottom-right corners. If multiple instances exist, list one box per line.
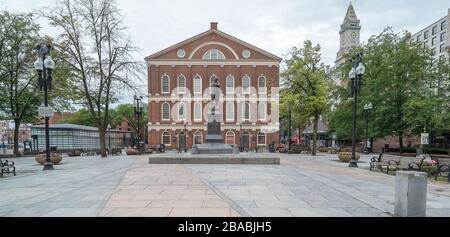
left=31, top=123, right=128, bottom=133
left=303, top=120, right=329, bottom=134
left=145, top=27, right=282, bottom=62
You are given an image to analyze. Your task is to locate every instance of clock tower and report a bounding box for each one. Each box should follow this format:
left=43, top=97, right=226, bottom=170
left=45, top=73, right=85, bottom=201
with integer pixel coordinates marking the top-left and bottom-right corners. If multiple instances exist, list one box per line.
left=336, top=2, right=361, bottom=66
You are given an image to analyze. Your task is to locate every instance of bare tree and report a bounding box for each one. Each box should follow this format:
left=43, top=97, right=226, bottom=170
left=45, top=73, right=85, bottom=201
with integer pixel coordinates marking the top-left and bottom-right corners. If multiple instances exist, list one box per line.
left=43, top=0, right=144, bottom=157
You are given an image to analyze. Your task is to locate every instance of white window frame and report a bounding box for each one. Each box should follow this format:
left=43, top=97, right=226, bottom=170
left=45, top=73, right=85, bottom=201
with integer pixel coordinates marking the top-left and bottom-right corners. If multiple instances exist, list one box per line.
left=258, top=75, right=267, bottom=94
left=226, top=75, right=235, bottom=94
left=194, top=131, right=203, bottom=144
left=257, top=132, right=266, bottom=145
left=203, top=49, right=226, bottom=60
left=226, top=102, right=234, bottom=122
left=193, top=75, right=202, bottom=94
left=194, top=102, right=202, bottom=122
left=162, top=102, right=170, bottom=121
left=242, top=102, right=250, bottom=121
left=177, top=75, right=186, bottom=94
left=162, top=131, right=171, bottom=145
left=178, top=103, right=186, bottom=121
left=242, top=75, right=250, bottom=95
left=258, top=102, right=267, bottom=121
left=161, top=75, right=170, bottom=94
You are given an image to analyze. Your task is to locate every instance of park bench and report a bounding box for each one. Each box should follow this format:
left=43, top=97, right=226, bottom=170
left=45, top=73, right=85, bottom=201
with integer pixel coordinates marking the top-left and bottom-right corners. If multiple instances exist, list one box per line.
left=109, top=148, right=123, bottom=155
left=370, top=153, right=399, bottom=172
left=289, top=145, right=311, bottom=154
left=1, top=159, right=16, bottom=177
left=386, top=155, right=425, bottom=174
left=431, top=155, right=450, bottom=182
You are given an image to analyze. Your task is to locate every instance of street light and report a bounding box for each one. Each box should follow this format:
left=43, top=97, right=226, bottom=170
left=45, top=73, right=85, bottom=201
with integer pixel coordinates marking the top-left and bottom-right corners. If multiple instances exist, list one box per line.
left=363, top=103, right=373, bottom=154
left=34, top=44, right=55, bottom=171
left=288, top=105, right=292, bottom=151
left=348, top=52, right=365, bottom=168
left=108, top=124, right=112, bottom=154
left=238, top=123, right=243, bottom=152
left=134, top=95, right=144, bottom=152
left=184, top=123, right=187, bottom=153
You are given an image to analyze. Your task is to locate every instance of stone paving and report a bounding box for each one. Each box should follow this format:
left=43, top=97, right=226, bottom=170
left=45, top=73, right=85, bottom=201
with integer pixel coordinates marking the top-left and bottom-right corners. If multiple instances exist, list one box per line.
left=1, top=152, right=450, bottom=217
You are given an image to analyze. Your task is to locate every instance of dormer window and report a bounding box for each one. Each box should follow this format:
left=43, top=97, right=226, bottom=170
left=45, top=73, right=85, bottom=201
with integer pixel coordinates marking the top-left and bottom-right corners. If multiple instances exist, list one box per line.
left=203, top=49, right=226, bottom=60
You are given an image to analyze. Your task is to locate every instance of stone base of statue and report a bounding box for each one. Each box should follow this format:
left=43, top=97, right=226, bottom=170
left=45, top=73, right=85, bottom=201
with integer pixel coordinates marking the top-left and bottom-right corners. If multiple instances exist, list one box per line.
left=191, top=113, right=238, bottom=155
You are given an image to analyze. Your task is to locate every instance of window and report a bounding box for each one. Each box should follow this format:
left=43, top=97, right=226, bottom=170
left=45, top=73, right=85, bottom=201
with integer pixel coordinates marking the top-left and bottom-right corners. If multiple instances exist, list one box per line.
left=242, top=76, right=250, bottom=94
left=258, top=76, right=266, bottom=94
left=258, top=103, right=267, bottom=121
left=193, top=75, right=202, bottom=94
left=161, top=75, right=170, bottom=94
left=432, top=25, right=438, bottom=35
left=194, top=102, right=202, bottom=121
left=177, top=75, right=186, bottom=94
left=242, top=102, right=250, bottom=121
left=440, top=44, right=446, bottom=53
left=226, top=131, right=235, bottom=145
left=226, top=102, right=234, bottom=121
left=178, top=103, right=186, bottom=120
left=257, top=132, right=266, bottom=145
left=162, top=131, right=171, bottom=145
left=442, top=21, right=447, bottom=31
left=431, top=47, right=437, bottom=56
left=424, top=30, right=429, bottom=39
left=226, top=75, right=235, bottom=94
left=417, top=35, right=422, bottom=42
left=441, top=32, right=447, bottom=42
left=203, top=49, right=226, bottom=60
left=194, top=131, right=203, bottom=144
left=162, top=103, right=170, bottom=120
left=432, top=37, right=437, bottom=46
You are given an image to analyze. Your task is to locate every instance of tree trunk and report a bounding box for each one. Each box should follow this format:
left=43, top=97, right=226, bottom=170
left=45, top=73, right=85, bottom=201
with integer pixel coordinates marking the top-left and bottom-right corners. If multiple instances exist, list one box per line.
left=13, top=119, right=20, bottom=157
left=98, top=127, right=107, bottom=158
left=399, top=132, right=404, bottom=154
left=312, top=110, right=319, bottom=156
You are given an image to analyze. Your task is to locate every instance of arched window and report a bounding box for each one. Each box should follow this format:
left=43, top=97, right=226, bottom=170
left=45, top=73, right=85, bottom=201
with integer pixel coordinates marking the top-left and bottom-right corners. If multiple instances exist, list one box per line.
left=161, top=75, right=170, bottom=94
left=242, top=76, right=250, bottom=94
left=194, top=102, right=202, bottom=121
left=242, top=102, right=250, bottom=121
left=226, top=102, right=234, bottom=121
left=226, top=131, right=235, bottom=145
left=258, top=75, right=267, bottom=94
left=203, top=49, right=226, bottom=60
left=162, top=131, right=171, bottom=145
left=226, top=75, right=235, bottom=94
left=178, top=103, right=186, bottom=120
left=194, top=131, right=203, bottom=144
left=178, top=75, right=186, bottom=94
left=258, top=132, right=266, bottom=145
left=193, top=75, right=202, bottom=94
left=258, top=102, right=267, bottom=121
left=162, top=102, right=170, bottom=120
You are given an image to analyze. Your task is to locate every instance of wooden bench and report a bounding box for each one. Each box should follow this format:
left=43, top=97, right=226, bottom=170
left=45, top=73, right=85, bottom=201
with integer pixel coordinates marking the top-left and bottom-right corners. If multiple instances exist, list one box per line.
left=1, top=159, right=16, bottom=177
left=431, top=156, right=450, bottom=182
left=386, top=155, right=425, bottom=173
left=289, top=145, right=311, bottom=154
left=370, top=154, right=400, bottom=173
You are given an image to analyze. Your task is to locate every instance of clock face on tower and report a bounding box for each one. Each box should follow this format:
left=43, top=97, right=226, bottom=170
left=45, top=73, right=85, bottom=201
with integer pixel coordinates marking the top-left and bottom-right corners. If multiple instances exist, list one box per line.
left=351, top=32, right=356, bottom=39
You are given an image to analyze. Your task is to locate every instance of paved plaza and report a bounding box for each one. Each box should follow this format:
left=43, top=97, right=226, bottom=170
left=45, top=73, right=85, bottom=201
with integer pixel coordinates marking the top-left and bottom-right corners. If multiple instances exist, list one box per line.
left=1, top=153, right=450, bottom=217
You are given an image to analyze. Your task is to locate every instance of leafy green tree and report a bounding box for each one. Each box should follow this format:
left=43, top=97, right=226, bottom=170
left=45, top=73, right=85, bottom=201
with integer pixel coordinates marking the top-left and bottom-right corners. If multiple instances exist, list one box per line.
left=110, top=103, right=148, bottom=131
left=0, top=11, right=42, bottom=156
left=59, top=108, right=96, bottom=127
left=282, top=40, right=333, bottom=155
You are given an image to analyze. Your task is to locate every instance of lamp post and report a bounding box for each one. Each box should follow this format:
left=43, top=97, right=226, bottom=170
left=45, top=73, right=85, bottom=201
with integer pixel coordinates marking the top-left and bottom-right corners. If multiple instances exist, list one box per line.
left=348, top=52, right=365, bottom=168
left=184, top=123, right=187, bottom=153
left=108, top=124, right=112, bottom=154
left=363, top=103, right=373, bottom=154
left=34, top=44, right=55, bottom=171
left=288, top=105, right=292, bottom=151
left=134, top=95, right=143, bottom=152
left=238, top=123, right=242, bottom=152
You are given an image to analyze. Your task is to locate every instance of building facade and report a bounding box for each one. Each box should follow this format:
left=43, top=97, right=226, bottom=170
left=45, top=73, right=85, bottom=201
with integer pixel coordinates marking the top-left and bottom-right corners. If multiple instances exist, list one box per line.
left=146, top=23, right=281, bottom=151
left=411, top=9, right=449, bottom=61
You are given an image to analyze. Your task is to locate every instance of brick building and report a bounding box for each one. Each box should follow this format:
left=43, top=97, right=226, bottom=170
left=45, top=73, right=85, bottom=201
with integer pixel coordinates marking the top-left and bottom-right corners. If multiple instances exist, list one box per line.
left=146, top=22, right=281, bottom=151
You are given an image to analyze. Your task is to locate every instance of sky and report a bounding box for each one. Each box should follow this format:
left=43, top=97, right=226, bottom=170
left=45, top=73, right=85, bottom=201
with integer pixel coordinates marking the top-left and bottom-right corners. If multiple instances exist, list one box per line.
left=1, top=0, right=449, bottom=104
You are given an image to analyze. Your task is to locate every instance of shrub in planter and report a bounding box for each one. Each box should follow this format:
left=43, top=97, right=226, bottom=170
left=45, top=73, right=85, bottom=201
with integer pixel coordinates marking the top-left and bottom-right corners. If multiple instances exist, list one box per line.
left=126, top=149, right=139, bottom=155
left=35, top=152, right=63, bottom=165
left=338, top=152, right=360, bottom=162
left=421, top=166, right=438, bottom=177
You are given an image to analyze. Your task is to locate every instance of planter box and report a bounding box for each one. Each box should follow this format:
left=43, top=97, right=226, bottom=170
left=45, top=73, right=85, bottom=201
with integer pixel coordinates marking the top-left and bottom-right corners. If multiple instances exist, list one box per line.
left=338, top=152, right=361, bottom=162
left=35, top=153, right=63, bottom=165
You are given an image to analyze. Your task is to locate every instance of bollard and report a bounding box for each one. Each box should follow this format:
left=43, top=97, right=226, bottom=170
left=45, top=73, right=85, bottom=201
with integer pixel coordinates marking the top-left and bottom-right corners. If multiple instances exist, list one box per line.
left=394, top=171, right=427, bottom=217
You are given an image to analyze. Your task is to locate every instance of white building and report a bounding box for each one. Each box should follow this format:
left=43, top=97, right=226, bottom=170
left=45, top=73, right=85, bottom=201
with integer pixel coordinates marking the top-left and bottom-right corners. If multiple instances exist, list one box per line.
left=411, top=9, right=449, bottom=61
